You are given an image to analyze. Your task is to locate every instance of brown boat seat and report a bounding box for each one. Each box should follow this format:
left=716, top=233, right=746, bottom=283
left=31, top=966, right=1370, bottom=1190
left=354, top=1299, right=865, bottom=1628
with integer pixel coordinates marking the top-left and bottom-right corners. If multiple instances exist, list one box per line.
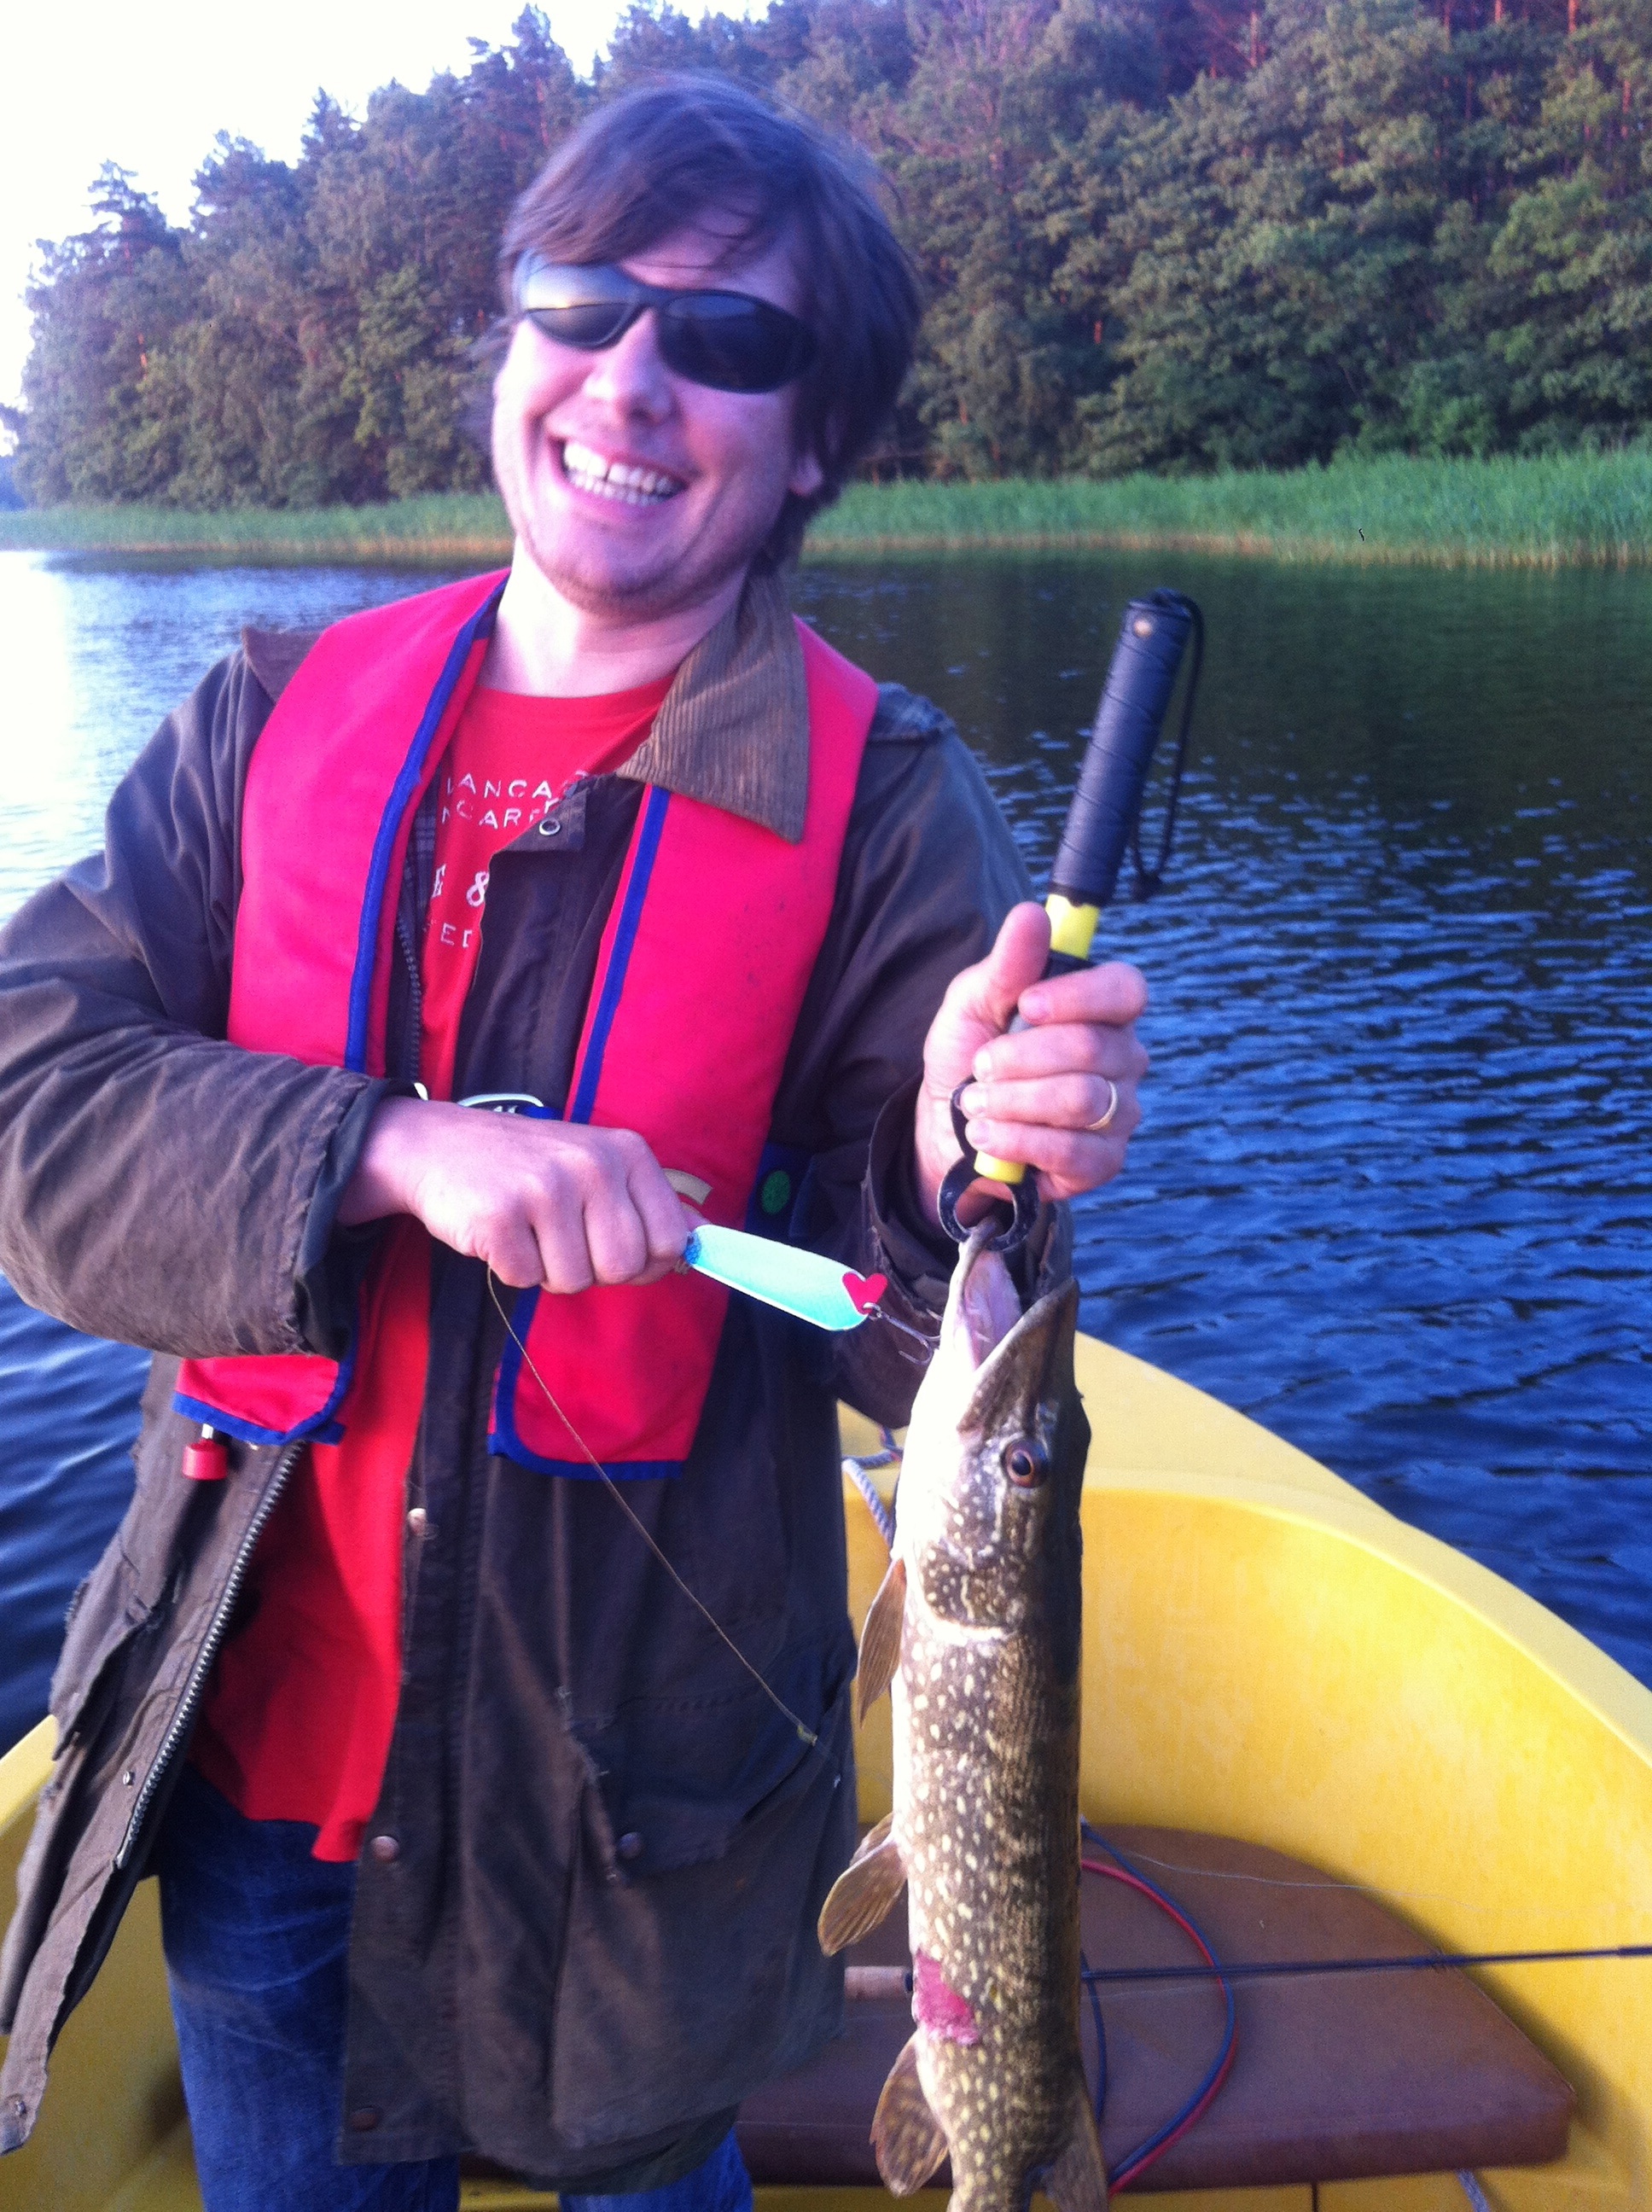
left=736, top=1825, right=1574, bottom=2193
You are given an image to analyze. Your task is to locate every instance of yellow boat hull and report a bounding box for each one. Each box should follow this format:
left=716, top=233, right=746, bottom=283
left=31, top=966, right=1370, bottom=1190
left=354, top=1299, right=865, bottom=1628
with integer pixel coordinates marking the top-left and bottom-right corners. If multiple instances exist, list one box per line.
left=4, top=1333, right=1650, bottom=2210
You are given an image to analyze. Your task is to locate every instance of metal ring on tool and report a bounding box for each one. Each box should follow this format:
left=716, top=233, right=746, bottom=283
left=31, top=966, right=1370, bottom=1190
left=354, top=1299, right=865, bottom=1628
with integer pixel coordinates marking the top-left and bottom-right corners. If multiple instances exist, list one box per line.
left=937, top=1084, right=1043, bottom=1254
left=1086, top=1078, right=1120, bottom=1133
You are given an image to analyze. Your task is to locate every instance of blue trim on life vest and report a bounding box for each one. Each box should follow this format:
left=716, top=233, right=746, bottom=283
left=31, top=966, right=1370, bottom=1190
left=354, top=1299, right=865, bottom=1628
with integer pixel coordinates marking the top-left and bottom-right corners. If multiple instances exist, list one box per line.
left=497, top=1441, right=683, bottom=1482
left=487, top=1283, right=686, bottom=1478
left=491, top=1282, right=539, bottom=1459
left=171, top=1397, right=347, bottom=1448
left=171, top=1324, right=359, bottom=1448
left=567, top=785, right=671, bottom=1125
left=489, top=784, right=701, bottom=1479
left=343, top=579, right=507, bottom=1074
left=490, top=830, right=698, bottom=1479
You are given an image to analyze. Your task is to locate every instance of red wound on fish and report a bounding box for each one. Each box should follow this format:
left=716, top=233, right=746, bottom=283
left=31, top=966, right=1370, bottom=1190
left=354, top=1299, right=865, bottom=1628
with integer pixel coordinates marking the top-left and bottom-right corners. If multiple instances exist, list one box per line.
left=842, top=1270, right=888, bottom=1315
left=912, top=1950, right=980, bottom=2044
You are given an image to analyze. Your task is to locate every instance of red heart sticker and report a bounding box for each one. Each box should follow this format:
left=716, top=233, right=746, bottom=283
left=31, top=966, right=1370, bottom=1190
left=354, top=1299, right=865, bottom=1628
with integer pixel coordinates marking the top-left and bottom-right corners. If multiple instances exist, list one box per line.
left=842, top=1270, right=888, bottom=1315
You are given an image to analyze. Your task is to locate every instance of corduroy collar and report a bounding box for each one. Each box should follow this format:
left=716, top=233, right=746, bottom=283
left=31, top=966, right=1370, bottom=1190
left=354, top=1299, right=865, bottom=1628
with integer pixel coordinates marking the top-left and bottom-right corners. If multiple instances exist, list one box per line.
left=246, top=567, right=812, bottom=846
left=614, top=568, right=810, bottom=845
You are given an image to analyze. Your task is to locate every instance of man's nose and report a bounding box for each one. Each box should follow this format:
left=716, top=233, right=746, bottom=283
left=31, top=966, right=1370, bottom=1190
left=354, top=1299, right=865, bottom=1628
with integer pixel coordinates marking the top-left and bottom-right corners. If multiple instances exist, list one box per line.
left=583, top=311, right=674, bottom=416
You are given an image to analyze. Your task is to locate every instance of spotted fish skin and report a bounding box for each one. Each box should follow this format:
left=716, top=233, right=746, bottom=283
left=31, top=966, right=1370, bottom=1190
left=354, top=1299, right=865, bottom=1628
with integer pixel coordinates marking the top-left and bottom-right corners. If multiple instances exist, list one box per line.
left=823, top=1235, right=1100, bottom=2212
left=900, top=1573, right=1084, bottom=2212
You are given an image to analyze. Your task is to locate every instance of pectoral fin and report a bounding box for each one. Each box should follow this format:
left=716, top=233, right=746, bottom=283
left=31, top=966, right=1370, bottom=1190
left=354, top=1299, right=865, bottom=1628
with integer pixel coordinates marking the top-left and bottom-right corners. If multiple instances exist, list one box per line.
left=855, top=1555, right=906, bottom=1724
left=871, top=2031, right=949, bottom=2196
left=817, top=1818, right=906, bottom=1953
left=1044, top=2087, right=1108, bottom=2212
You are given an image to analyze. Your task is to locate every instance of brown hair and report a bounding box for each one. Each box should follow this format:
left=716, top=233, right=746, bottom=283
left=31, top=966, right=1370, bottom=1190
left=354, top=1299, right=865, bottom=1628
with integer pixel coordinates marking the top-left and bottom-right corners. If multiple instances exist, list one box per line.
left=497, top=77, right=922, bottom=566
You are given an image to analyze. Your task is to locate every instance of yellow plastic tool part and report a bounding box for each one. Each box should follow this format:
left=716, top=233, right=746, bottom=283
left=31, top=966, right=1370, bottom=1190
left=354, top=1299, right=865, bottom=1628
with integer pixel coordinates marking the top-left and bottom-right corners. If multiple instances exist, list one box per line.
left=972, top=894, right=1102, bottom=1186
left=6, top=1340, right=1652, bottom=2209
left=1044, top=893, right=1101, bottom=958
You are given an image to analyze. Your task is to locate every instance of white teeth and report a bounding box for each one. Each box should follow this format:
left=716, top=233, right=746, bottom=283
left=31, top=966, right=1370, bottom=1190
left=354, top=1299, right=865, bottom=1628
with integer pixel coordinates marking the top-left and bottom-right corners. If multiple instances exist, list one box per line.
left=561, top=439, right=683, bottom=504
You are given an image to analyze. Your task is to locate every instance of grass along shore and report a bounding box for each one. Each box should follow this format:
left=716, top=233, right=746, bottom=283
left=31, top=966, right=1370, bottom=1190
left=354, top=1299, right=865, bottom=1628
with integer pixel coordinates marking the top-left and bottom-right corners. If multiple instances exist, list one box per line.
left=3, top=451, right=1651, bottom=568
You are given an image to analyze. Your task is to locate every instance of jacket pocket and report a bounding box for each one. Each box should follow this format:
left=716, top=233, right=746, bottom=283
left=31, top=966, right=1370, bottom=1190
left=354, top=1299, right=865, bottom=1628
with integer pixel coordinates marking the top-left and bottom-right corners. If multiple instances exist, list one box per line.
left=573, top=1632, right=848, bottom=1881
left=544, top=1674, right=855, bottom=2150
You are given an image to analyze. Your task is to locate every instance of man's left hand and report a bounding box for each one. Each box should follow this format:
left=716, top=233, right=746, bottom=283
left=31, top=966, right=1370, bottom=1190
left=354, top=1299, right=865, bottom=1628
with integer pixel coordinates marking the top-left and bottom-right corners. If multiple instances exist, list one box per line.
left=913, top=902, right=1149, bottom=1226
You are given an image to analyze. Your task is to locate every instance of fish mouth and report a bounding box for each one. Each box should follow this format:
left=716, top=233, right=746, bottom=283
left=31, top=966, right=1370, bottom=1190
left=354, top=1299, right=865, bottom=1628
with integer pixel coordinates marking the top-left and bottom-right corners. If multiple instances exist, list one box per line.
left=949, top=1229, right=1026, bottom=1371
left=947, top=1231, right=1079, bottom=1439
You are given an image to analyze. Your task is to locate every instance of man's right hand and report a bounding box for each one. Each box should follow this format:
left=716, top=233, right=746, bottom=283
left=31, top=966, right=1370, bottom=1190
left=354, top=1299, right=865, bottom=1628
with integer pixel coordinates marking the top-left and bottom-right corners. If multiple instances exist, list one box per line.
left=338, top=1097, right=694, bottom=1292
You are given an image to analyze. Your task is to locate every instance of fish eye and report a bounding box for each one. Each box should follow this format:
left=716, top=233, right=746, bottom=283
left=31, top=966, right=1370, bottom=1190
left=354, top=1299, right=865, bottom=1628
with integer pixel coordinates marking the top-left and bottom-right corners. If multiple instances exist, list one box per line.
left=1003, top=1440, right=1047, bottom=1489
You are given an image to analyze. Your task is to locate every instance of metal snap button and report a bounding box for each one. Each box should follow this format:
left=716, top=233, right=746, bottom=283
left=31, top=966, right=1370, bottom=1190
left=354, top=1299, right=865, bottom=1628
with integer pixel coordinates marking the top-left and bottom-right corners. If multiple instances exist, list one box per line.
left=616, top=1831, right=644, bottom=1862
left=369, top=1834, right=400, bottom=1865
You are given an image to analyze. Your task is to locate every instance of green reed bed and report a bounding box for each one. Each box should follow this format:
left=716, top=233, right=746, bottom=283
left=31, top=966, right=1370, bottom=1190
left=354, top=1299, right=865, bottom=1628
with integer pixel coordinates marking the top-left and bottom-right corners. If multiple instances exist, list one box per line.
left=3, top=451, right=1650, bottom=566
left=811, top=451, right=1652, bottom=567
left=0, top=493, right=513, bottom=562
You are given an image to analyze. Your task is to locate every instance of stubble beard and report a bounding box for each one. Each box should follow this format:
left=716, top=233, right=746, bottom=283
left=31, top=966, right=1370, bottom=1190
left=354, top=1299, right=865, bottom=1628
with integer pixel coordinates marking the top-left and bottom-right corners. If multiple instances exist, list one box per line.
left=501, top=423, right=792, bottom=630
left=516, top=506, right=708, bottom=624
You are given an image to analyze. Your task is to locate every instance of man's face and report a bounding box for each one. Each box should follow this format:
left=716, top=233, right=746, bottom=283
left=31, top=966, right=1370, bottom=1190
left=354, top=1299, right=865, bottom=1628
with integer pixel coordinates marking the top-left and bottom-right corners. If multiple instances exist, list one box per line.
left=491, top=217, right=824, bottom=625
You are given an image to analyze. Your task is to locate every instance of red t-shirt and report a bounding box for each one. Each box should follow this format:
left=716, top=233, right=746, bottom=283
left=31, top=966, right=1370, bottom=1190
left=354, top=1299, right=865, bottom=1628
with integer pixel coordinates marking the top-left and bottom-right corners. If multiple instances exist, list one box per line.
left=192, top=673, right=672, bottom=1860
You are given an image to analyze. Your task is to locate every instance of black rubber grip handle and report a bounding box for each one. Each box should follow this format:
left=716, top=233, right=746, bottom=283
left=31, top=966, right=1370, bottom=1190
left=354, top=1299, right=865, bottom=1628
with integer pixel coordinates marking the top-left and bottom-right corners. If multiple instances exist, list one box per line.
left=1052, top=593, right=1196, bottom=909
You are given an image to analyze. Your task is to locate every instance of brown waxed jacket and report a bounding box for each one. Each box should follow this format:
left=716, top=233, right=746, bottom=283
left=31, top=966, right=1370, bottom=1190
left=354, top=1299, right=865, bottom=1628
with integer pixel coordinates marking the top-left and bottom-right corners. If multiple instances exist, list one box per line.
left=0, top=570, right=1064, bottom=2180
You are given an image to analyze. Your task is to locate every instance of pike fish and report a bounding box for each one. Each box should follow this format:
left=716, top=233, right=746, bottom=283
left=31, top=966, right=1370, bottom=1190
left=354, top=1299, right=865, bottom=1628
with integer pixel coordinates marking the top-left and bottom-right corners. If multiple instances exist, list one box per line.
left=818, top=1234, right=1103, bottom=2212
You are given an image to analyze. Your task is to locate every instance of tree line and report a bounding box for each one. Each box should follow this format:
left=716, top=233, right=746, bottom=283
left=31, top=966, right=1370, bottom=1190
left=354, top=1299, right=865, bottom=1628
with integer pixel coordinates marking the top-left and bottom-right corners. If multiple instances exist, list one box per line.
left=9, top=0, right=1652, bottom=508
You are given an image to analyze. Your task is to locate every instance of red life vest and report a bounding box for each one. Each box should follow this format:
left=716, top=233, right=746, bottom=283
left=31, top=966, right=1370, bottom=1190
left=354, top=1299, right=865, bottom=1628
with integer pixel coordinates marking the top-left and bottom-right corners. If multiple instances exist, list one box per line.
left=174, top=572, right=877, bottom=1476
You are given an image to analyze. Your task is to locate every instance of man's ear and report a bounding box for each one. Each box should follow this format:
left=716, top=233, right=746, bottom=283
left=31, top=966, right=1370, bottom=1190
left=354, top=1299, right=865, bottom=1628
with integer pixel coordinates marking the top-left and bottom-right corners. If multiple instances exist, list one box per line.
left=788, top=445, right=825, bottom=499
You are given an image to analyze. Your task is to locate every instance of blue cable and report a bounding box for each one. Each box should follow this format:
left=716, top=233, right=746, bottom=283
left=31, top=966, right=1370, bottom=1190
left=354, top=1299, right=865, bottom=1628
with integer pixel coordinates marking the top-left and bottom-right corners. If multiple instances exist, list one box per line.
left=1081, top=1820, right=1237, bottom=2190
left=1079, top=1941, right=1108, bottom=2125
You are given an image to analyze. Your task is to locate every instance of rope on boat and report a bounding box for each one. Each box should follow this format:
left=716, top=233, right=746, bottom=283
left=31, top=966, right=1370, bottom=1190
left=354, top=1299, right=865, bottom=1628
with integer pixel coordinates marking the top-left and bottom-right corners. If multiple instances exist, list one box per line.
left=1457, top=2176, right=1491, bottom=2211
left=842, top=1429, right=900, bottom=1547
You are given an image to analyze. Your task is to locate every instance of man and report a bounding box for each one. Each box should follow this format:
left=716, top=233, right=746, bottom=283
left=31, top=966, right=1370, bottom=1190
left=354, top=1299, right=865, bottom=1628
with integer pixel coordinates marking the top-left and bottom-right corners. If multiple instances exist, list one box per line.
left=0, top=81, right=1147, bottom=2212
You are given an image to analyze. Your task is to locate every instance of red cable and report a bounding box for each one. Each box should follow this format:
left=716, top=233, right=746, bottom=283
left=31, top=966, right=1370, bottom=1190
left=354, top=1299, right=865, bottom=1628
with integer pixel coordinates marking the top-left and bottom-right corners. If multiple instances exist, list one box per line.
left=1082, top=1857, right=1239, bottom=2193
left=1112, top=2025, right=1237, bottom=2191
left=1085, top=1859, right=1214, bottom=1955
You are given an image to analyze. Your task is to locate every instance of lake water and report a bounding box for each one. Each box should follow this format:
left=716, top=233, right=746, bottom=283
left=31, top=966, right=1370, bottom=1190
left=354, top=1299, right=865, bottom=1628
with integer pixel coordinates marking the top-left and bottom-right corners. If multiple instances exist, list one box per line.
left=1, top=545, right=1647, bottom=1751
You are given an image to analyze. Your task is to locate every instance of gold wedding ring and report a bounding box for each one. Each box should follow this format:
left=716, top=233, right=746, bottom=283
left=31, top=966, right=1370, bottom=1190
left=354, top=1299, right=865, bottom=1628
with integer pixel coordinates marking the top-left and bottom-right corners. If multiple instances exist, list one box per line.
left=1086, top=1079, right=1120, bottom=1134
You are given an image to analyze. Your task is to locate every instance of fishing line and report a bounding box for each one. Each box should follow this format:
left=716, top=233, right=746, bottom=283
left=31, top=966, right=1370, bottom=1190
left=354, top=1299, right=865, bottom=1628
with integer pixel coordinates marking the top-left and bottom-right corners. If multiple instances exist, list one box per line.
left=1079, top=1825, right=1652, bottom=1999
left=1079, top=1939, right=1652, bottom=1991
left=1096, top=1846, right=1614, bottom=1930
left=486, top=1271, right=822, bottom=1751
left=865, top=1306, right=937, bottom=1365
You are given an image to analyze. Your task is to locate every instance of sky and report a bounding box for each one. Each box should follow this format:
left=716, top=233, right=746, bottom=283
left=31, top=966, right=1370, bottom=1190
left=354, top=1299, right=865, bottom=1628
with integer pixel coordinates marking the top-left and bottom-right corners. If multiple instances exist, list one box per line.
left=1, top=2, right=759, bottom=428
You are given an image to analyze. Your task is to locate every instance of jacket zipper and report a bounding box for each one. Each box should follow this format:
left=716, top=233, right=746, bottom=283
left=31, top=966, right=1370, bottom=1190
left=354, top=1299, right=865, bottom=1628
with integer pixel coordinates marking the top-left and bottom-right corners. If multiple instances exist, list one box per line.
left=114, top=1440, right=304, bottom=1871
left=116, top=788, right=432, bottom=1872
left=396, top=905, right=424, bottom=1080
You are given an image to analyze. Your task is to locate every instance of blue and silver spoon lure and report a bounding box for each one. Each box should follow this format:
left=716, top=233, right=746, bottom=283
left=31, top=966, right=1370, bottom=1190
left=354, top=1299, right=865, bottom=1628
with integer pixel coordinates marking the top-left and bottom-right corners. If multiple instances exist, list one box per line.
left=682, top=1223, right=888, bottom=1333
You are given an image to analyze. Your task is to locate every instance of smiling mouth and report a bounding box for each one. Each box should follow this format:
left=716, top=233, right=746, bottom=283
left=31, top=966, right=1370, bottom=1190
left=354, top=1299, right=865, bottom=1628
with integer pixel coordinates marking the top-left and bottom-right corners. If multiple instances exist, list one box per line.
left=561, top=439, right=686, bottom=505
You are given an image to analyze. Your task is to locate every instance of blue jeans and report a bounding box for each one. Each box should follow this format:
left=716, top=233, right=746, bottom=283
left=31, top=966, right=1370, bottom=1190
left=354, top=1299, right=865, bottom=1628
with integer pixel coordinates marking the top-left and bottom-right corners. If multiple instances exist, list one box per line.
left=154, top=1766, right=753, bottom=2212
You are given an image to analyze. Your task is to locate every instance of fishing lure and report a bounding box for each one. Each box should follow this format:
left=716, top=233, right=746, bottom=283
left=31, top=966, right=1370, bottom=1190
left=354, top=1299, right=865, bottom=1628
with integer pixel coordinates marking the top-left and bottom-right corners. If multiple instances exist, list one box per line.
left=682, top=1223, right=887, bottom=1330
left=682, top=1222, right=933, bottom=1357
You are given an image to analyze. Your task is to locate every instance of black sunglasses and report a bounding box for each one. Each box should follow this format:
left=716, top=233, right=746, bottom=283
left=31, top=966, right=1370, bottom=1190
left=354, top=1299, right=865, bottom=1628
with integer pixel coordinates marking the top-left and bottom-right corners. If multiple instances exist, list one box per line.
left=514, top=255, right=817, bottom=395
